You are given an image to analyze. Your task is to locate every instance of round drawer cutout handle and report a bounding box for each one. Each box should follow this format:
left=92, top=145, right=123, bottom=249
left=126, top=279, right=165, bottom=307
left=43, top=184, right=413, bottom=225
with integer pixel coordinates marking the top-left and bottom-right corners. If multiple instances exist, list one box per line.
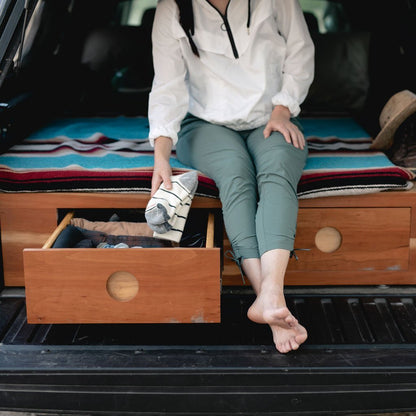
left=314, top=227, right=342, bottom=253
left=106, top=271, right=139, bottom=302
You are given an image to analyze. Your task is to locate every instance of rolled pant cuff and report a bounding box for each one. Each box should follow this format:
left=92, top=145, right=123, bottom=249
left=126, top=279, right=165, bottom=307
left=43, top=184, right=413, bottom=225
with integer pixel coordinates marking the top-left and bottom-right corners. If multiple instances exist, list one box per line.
left=259, top=237, right=295, bottom=257
left=233, top=247, right=261, bottom=262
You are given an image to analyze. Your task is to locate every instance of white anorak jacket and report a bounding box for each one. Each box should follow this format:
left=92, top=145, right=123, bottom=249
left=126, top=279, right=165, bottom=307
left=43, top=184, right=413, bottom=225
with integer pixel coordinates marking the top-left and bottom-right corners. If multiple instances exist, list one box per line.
left=148, top=0, right=315, bottom=145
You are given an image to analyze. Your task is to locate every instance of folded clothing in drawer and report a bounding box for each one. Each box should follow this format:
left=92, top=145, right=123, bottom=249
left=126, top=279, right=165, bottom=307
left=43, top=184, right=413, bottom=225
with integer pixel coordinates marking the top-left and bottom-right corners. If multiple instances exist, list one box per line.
left=52, top=225, right=174, bottom=248
left=24, top=210, right=221, bottom=324
left=51, top=208, right=211, bottom=249
left=0, top=116, right=413, bottom=198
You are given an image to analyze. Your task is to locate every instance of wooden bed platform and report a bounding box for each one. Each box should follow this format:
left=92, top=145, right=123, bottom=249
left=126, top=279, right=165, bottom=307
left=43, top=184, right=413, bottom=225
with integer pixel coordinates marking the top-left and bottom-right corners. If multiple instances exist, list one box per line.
left=1, top=187, right=415, bottom=290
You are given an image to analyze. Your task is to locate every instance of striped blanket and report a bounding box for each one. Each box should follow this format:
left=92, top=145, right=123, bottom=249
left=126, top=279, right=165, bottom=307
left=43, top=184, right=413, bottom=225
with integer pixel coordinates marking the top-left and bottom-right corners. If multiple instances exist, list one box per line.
left=0, top=117, right=413, bottom=198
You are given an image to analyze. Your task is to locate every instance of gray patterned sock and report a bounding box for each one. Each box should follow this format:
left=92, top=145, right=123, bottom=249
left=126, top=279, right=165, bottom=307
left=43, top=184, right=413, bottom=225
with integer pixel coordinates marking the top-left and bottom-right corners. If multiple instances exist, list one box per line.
left=145, top=171, right=198, bottom=234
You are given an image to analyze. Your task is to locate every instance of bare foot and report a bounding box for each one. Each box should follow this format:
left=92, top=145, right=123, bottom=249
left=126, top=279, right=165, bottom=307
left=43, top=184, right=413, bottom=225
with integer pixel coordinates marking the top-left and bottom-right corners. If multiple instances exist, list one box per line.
left=269, top=315, right=308, bottom=353
left=247, top=288, right=308, bottom=353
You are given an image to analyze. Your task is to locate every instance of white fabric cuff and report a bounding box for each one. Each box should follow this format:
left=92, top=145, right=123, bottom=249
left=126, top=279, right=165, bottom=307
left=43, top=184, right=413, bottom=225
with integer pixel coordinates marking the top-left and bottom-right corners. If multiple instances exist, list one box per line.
left=148, top=128, right=178, bottom=147
left=271, top=91, right=301, bottom=117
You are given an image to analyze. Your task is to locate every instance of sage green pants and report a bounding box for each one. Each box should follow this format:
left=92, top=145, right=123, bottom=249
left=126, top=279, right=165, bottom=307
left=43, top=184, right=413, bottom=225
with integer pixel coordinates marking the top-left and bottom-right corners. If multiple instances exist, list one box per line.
left=176, top=114, right=308, bottom=261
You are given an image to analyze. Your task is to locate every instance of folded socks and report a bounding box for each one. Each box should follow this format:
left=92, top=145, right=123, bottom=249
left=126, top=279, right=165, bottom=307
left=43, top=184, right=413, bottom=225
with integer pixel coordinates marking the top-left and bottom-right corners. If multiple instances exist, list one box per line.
left=145, top=171, right=198, bottom=242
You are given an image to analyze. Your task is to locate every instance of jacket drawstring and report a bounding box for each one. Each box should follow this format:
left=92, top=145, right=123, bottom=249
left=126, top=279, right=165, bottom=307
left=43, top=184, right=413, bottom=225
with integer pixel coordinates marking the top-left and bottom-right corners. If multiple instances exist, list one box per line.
left=247, top=0, right=251, bottom=34
left=176, top=0, right=252, bottom=57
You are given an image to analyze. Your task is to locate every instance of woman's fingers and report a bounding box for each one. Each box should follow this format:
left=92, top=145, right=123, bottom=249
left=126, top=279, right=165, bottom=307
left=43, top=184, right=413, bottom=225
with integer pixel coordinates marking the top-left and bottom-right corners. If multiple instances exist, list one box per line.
left=161, top=173, right=172, bottom=190
left=264, top=121, right=305, bottom=150
left=151, top=174, right=162, bottom=197
left=151, top=164, right=172, bottom=197
left=290, top=127, right=305, bottom=150
left=263, top=124, right=272, bottom=139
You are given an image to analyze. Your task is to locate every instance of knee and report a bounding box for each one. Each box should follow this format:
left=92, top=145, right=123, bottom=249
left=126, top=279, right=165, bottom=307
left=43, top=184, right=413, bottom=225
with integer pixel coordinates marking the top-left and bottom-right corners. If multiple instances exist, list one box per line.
left=256, top=143, right=307, bottom=187
left=217, top=163, right=257, bottom=196
left=256, top=160, right=303, bottom=197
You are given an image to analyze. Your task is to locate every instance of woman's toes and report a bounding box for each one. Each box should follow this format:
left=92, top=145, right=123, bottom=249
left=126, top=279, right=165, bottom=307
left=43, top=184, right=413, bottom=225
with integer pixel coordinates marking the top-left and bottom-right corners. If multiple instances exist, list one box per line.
left=290, top=338, right=300, bottom=350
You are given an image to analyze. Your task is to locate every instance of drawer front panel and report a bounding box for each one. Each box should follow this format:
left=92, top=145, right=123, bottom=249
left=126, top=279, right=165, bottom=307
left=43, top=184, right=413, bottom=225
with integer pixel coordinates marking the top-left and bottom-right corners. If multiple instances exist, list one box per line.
left=288, top=208, right=411, bottom=271
left=24, top=248, right=220, bottom=324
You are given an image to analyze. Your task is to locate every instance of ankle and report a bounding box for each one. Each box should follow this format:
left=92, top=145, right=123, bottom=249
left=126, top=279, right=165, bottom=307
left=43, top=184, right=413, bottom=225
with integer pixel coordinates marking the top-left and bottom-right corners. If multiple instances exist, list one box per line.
left=258, top=282, right=286, bottom=306
left=259, top=275, right=284, bottom=293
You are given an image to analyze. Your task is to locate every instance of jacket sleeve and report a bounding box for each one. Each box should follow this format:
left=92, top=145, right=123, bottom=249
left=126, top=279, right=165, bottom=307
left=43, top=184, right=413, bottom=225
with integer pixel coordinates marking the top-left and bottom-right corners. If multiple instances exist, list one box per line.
left=271, top=0, right=315, bottom=117
left=148, top=0, right=189, bottom=146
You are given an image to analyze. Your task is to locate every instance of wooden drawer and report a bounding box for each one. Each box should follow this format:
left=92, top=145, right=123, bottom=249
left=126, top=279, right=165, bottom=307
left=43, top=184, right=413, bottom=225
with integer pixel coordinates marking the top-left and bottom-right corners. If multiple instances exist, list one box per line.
left=288, top=207, right=411, bottom=271
left=24, top=211, right=221, bottom=324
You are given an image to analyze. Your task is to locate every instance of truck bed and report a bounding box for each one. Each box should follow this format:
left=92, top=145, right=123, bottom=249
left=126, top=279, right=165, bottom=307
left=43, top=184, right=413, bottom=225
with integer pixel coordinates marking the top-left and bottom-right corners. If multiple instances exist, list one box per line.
left=1, top=286, right=416, bottom=415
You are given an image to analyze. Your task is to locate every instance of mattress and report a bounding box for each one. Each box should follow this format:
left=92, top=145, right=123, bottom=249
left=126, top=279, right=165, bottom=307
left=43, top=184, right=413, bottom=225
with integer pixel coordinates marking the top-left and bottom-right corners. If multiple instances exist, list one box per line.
left=0, top=116, right=413, bottom=198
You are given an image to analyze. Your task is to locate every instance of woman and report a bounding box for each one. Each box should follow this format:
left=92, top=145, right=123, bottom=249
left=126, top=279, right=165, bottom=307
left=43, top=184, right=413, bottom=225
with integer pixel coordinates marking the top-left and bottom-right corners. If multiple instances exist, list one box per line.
left=148, top=0, right=314, bottom=353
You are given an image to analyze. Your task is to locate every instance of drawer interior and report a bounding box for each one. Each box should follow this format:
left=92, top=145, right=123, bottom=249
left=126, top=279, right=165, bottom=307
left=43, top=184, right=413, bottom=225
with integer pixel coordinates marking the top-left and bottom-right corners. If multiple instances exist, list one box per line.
left=24, top=208, right=223, bottom=324
left=48, top=208, right=223, bottom=250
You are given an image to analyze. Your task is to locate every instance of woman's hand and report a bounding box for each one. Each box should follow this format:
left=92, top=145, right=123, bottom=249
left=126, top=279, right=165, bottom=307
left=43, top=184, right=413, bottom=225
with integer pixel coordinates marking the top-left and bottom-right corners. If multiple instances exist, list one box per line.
left=151, top=136, right=173, bottom=196
left=263, top=105, right=305, bottom=149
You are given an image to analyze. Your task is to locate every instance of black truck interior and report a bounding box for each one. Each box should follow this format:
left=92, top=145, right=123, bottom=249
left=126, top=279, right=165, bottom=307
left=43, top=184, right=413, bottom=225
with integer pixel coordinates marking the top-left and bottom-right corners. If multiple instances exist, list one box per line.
left=1, top=0, right=416, bottom=414
left=0, top=0, right=414, bottom=147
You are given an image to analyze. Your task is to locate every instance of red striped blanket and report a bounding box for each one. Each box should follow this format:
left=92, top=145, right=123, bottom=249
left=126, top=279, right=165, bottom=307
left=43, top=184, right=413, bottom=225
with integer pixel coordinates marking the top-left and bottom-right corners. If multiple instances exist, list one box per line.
left=0, top=117, right=413, bottom=198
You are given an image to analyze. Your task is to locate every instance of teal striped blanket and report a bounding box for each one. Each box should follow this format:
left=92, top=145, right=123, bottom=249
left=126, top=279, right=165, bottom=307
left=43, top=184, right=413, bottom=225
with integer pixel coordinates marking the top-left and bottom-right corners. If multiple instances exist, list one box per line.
left=0, top=117, right=413, bottom=198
